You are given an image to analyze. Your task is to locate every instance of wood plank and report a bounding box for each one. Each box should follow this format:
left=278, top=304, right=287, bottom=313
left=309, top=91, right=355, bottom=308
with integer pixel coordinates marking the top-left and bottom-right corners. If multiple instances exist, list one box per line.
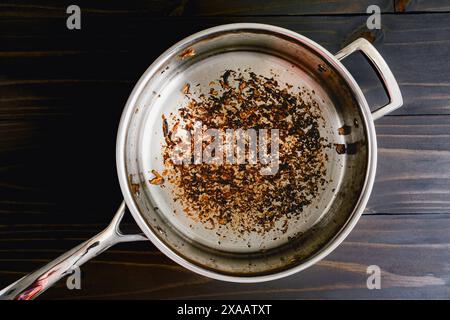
left=1, top=115, right=449, bottom=225
left=368, top=115, right=450, bottom=214
left=0, top=0, right=394, bottom=18
left=0, top=214, right=448, bottom=299
left=0, top=14, right=449, bottom=230
left=395, top=0, right=450, bottom=12
left=0, top=0, right=447, bottom=302
left=1, top=14, right=449, bottom=117
left=177, top=0, right=394, bottom=15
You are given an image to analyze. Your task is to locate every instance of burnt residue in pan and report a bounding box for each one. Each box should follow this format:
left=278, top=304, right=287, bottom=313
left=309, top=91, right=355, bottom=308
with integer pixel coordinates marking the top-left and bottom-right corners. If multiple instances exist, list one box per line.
left=338, top=124, right=351, bottom=135
left=159, top=69, right=333, bottom=235
left=149, top=170, right=164, bottom=185
left=179, top=47, right=196, bottom=60
left=129, top=174, right=140, bottom=195
left=334, top=143, right=346, bottom=155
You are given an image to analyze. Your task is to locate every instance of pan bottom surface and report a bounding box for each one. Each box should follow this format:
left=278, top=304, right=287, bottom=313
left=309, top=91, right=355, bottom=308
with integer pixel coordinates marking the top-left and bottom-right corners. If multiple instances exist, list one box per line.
left=137, top=50, right=347, bottom=254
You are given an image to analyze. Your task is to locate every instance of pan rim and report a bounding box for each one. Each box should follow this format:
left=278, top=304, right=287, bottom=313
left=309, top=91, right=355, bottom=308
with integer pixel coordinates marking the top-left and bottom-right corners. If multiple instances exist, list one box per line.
left=116, top=23, right=377, bottom=283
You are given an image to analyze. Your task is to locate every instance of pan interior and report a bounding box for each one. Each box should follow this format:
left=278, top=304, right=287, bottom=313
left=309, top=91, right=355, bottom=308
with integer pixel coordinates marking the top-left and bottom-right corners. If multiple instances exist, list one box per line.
left=140, top=51, right=344, bottom=252
left=123, top=27, right=368, bottom=276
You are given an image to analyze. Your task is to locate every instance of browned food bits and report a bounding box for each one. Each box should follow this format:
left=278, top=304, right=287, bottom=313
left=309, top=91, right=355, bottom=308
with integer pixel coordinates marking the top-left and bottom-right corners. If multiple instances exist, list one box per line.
left=129, top=174, right=140, bottom=194
left=162, top=69, right=330, bottom=234
left=182, top=83, right=190, bottom=94
left=335, top=144, right=346, bottom=154
left=162, top=115, right=169, bottom=137
left=179, top=47, right=195, bottom=60
left=337, top=124, right=351, bottom=135
left=149, top=170, right=165, bottom=185
left=317, top=64, right=327, bottom=73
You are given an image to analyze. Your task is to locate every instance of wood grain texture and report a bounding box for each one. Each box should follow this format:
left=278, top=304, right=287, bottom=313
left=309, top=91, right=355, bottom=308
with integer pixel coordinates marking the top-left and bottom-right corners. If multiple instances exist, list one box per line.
left=368, top=115, right=450, bottom=214
left=1, top=14, right=450, bottom=117
left=395, top=0, right=450, bottom=12
left=0, top=214, right=448, bottom=299
left=2, top=115, right=450, bottom=225
left=1, top=1, right=450, bottom=299
left=0, top=0, right=394, bottom=17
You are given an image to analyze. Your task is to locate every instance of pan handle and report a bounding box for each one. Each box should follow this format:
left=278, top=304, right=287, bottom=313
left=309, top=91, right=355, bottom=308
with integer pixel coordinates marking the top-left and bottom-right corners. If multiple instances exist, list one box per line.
left=0, top=201, right=146, bottom=300
left=335, top=38, right=403, bottom=120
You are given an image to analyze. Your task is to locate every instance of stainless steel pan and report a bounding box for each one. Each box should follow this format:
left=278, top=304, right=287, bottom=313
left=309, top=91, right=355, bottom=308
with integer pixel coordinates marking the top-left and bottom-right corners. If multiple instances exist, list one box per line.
left=0, top=23, right=402, bottom=300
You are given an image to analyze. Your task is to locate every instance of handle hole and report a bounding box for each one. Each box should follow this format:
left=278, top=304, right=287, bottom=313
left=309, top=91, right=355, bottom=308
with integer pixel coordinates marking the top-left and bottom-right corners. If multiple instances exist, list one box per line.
left=339, top=50, right=390, bottom=113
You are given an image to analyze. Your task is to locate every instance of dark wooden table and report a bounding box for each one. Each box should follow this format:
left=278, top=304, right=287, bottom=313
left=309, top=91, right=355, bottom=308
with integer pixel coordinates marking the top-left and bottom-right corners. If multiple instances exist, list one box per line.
left=1, top=0, right=450, bottom=299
